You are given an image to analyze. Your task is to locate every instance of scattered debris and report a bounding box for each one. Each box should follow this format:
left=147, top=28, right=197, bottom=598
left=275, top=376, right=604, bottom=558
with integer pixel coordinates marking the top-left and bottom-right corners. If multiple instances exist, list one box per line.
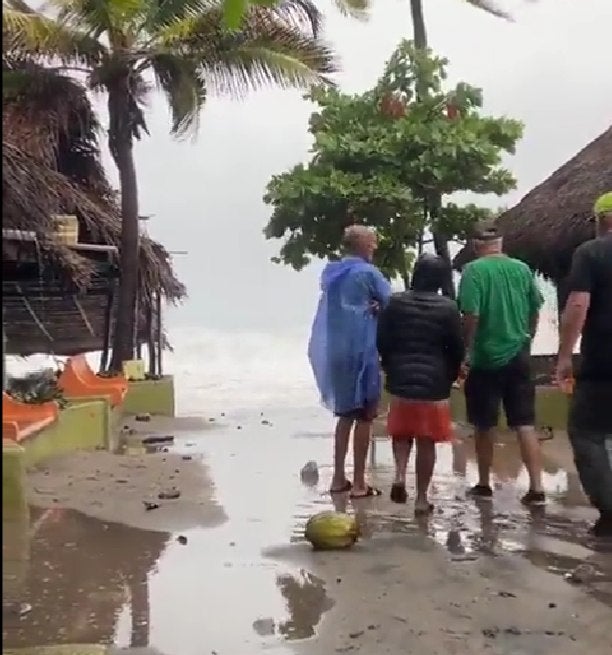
left=300, top=460, right=319, bottom=485
left=182, top=455, right=193, bottom=461
left=142, top=435, right=174, bottom=445
left=566, top=564, right=597, bottom=584
left=159, top=488, right=181, bottom=500
left=143, top=501, right=160, bottom=511
left=135, top=413, right=151, bottom=422
left=498, top=591, right=517, bottom=598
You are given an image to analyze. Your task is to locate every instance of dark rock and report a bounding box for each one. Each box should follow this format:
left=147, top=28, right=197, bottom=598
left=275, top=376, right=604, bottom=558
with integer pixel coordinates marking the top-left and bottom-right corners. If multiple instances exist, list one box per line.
left=237, top=425, right=242, bottom=430
left=349, top=631, right=364, bottom=639
left=548, top=602, right=557, bottom=608
left=182, top=455, right=193, bottom=461
left=158, top=488, right=181, bottom=500
left=142, top=435, right=174, bottom=445
left=143, top=501, right=160, bottom=511
left=498, top=591, right=516, bottom=598
left=177, top=535, right=188, bottom=545
left=135, top=413, right=151, bottom=422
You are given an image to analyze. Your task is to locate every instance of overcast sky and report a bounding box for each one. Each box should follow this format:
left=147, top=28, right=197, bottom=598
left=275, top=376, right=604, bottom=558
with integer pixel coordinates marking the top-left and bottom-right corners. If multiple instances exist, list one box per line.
left=100, top=0, right=612, bottom=333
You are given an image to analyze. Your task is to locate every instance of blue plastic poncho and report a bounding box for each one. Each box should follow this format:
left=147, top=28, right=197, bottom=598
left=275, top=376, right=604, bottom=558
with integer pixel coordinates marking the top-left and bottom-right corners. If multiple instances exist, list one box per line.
left=308, top=257, right=392, bottom=415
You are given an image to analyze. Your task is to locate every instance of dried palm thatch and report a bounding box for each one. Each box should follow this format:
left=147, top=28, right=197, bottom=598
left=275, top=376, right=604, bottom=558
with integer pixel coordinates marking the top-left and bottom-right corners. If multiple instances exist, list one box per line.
left=2, top=63, right=185, bottom=356
left=453, top=127, right=612, bottom=281
left=2, top=63, right=185, bottom=301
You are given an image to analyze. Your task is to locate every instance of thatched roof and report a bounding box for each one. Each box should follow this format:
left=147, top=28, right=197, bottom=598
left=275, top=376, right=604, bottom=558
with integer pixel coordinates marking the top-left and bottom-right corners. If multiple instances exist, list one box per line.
left=2, top=63, right=185, bottom=356
left=453, top=127, right=612, bottom=280
left=2, top=63, right=186, bottom=301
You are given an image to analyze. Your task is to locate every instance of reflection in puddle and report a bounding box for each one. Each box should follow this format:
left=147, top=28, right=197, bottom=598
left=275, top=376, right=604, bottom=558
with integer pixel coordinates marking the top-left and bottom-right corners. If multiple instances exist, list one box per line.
left=2, top=508, right=168, bottom=649
left=276, top=570, right=334, bottom=640
left=3, top=410, right=612, bottom=655
left=251, top=570, right=333, bottom=642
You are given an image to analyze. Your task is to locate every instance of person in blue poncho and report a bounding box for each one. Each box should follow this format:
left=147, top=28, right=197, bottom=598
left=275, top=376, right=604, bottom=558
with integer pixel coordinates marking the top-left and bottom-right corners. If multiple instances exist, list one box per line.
left=308, top=225, right=392, bottom=498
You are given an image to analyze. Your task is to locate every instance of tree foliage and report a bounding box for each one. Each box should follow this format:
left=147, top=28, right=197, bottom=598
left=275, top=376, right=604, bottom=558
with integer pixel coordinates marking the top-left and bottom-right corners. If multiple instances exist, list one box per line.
left=264, top=40, right=523, bottom=283
left=3, top=0, right=336, bottom=369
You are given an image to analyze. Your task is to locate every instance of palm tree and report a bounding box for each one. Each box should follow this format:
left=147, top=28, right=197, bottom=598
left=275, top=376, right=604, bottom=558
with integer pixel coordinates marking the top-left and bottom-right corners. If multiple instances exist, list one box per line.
left=407, top=0, right=513, bottom=296
left=3, top=0, right=336, bottom=370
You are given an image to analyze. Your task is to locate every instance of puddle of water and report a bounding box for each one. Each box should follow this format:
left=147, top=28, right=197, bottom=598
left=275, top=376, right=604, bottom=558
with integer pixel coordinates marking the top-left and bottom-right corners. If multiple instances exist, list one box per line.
left=3, top=408, right=611, bottom=655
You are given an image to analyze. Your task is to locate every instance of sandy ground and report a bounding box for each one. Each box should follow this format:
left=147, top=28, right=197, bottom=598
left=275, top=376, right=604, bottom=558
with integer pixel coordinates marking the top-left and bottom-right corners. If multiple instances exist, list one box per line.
left=285, top=517, right=611, bottom=655
left=8, top=411, right=612, bottom=655
left=26, top=416, right=226, bottom=532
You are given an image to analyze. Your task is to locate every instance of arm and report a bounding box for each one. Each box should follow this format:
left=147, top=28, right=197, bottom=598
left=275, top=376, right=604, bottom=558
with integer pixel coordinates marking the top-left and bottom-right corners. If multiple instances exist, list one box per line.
left=370, top=267, right=393, bottom=308
left=457, top=266, right=481, bottom=361
left=376, top=301, right=394, bottom=368
left=528, top=273, right=544, bottom=338
left=558, top=246, right=592, bottom=363
left=445, top=305, right=466, bottom=381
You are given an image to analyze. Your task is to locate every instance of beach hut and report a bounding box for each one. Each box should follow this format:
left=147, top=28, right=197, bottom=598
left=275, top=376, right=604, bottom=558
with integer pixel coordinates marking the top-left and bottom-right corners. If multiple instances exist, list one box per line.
left=453, top=127, right=612, bottom=302
left=2, top=63, right=185, bottom=371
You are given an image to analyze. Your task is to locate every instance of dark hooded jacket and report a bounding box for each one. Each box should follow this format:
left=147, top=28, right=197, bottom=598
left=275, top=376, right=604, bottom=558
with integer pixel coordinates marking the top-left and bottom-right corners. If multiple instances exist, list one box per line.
left=377, top=257, right=465, bottom=401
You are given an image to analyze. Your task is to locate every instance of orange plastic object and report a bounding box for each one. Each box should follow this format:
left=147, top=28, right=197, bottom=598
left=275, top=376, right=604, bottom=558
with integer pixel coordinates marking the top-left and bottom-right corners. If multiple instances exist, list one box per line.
left=2, top=392, right=59, bottom=442
left=58, top=354, right=127, bottom=406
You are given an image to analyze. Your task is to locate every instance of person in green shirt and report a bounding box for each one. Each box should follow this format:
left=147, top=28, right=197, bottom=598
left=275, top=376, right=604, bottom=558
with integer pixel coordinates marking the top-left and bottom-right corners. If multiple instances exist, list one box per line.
left=458, top=225, right=545, bottom=506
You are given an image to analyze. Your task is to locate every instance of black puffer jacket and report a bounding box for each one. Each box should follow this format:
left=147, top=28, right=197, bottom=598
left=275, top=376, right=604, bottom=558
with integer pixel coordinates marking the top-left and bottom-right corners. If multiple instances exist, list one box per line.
left=377, top=291, right=465, bottom=401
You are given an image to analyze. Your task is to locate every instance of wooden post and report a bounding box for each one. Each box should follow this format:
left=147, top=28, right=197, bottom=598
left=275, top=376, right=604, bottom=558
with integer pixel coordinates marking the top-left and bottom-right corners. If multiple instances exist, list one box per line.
left=2, top=310, right=6, bottom=391
left=156, top=289, right=163, bottom=377
left=99, top=281, right=115, bottom=373
left=146, top=296, right=155, bottom=377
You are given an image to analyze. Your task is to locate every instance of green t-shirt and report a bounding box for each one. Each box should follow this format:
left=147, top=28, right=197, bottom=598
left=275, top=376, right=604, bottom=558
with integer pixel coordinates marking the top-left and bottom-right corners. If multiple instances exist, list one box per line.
left=458, top=255, right=543, bottom=369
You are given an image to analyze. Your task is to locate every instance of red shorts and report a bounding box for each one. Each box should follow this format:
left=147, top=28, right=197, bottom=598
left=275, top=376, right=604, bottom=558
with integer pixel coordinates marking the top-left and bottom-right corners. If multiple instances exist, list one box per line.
left=387, top=397, right=453, bottom=442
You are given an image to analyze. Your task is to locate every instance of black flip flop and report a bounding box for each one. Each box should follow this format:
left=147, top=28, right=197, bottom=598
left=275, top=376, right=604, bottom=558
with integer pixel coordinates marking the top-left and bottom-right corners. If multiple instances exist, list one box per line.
left=350, top=485, right=382, bottom=500
left=390, top=483, right=408, bottom=504
left=330, top=480, right=352, bottom=494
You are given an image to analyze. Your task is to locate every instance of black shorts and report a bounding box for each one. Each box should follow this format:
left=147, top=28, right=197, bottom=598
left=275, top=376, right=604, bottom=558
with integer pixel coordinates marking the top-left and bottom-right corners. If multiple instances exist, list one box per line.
left=465, top=348, right=535, bottom=430
left=335, top=404, right=378, bottom=422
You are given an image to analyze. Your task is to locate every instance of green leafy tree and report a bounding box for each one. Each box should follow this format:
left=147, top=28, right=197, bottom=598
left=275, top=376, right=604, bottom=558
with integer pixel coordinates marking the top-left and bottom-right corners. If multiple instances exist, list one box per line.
left=3, top=0, right=335, bottom=370
left=264, top=41, right=522, bottom=288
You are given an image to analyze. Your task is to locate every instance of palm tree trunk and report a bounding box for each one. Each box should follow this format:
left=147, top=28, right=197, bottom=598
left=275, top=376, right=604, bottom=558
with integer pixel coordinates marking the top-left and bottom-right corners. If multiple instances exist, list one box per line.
left=108, top=74, right=140, bottom=372
left=409, top=0, right=455, bottom=298
left=410, top=0, right=428, bottom=49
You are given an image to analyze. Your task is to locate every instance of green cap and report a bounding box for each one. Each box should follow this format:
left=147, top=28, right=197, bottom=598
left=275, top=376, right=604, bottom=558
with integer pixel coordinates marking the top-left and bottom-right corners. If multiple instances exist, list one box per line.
left=594, top=191, right=612, bottom=215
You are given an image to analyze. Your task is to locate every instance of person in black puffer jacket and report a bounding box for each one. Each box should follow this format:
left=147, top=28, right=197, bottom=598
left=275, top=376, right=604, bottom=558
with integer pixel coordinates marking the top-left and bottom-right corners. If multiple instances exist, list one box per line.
left=377, top=254, right=464, bottom=512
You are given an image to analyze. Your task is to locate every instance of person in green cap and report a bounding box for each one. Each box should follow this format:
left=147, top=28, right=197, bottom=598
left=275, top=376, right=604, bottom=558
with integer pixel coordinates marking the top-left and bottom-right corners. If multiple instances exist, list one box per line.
left=556, top=191, right=612, bottom=537
left=458, top=224, right=545, bottom=506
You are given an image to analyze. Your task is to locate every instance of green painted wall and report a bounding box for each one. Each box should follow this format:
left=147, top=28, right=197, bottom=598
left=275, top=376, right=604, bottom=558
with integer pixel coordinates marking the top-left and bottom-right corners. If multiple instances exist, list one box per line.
left=22, top=400, right=108, bottom=468
left=4, top=647, right=107, bottom=655
left=450, top=385, right=569, bottom=430
left=2, top=440, right=27, bottom=518
left=122, top=376, right=175, bottom=417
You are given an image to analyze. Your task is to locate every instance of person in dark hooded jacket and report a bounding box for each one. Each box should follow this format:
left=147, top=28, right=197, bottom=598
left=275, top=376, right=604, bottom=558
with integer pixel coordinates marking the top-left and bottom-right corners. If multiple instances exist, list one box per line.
left=377, top=254, right=464, bottom=513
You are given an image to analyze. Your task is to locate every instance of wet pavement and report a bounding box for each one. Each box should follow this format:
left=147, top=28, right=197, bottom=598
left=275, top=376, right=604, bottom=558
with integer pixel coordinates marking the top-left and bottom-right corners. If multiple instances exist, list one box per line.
left=3, top=407, right=612, bottom=655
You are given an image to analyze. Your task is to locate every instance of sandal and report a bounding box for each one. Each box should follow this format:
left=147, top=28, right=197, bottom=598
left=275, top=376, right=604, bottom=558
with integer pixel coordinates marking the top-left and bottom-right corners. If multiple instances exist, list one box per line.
left=350, top=485, right=382, bottom=499
left=330, top=480, right=352, bottom=494
left=390, top=483, right=408, bottom=504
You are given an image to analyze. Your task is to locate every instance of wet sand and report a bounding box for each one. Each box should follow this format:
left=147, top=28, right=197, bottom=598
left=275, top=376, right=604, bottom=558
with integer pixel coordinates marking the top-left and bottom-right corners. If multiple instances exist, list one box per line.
left=4, top=408, right=612, bottom=655
left=26, top=415, right=226, bottom=532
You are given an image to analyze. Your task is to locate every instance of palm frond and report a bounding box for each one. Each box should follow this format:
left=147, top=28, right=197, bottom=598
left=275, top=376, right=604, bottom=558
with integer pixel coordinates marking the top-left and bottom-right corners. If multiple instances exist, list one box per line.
left=3, top=2, right=107, bottom=66
left=150, top=53, right=206, bottom=137
left=331, top=0, right=370, bottom=22
left=156, top=4, right=336, bottom=97
left=46, top=0, right=149, bottom=37
left=200, top=32, right=336, bottom=98
left=463, top=0, right=513, bottom=21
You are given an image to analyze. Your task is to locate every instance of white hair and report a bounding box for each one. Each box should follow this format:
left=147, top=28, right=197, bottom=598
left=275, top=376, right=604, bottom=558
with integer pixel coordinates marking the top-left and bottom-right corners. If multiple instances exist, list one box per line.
left=342, top=225, right=375, bottom=252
